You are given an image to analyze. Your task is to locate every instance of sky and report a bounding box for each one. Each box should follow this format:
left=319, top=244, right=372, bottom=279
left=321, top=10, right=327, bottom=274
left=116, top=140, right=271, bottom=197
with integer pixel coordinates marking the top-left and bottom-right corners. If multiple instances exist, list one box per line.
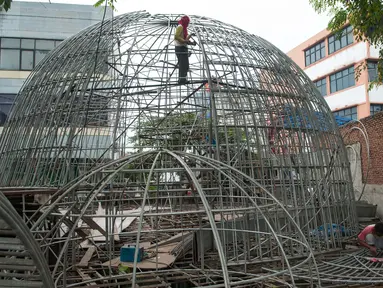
left=17, top=0, right=332, bottom=53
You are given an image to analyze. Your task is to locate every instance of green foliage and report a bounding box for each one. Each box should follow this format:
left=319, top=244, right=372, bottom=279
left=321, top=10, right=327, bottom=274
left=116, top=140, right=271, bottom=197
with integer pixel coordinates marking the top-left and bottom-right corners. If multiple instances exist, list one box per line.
left=131, top=112, right=202, bottom=149
left=131, top=112, right=247, bottom=150
left=0, top=0, right=12, bottom=11
left=118, top=264, right=130, bottom=272
left=309, top=0, right=383, bottom=88
left=94, top=0, right=117, bottom=11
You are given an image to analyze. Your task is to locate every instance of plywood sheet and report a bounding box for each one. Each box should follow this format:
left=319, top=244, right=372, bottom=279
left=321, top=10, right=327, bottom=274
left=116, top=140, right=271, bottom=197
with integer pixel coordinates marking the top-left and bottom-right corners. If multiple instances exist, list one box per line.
left=102, top=253, right=176, bottom=269
left=78, top=247, right=96, bottom=267
left=146, top=243, right=178, bottom=253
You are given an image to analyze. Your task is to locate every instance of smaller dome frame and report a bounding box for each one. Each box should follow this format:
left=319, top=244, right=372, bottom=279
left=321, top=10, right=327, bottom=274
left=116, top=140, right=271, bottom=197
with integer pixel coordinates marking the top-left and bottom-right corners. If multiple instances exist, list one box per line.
left=31, top=149, right=320, bottom=287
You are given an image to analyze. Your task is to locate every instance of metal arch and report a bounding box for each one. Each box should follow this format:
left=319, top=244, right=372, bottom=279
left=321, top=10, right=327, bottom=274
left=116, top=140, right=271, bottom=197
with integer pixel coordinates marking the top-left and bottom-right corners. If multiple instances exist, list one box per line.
left=171, top=150, right=321, bottom=286
left=341, top=121, right=371, bottom=201
left=164, top=149, right=231, bottom=287
left=131, top=150, right=162, bottom=287
left=27, top=149, right=321, bottom=286
left=0, top=192, right=54, bottom=288
left=30, top=150, right=155, bottom=231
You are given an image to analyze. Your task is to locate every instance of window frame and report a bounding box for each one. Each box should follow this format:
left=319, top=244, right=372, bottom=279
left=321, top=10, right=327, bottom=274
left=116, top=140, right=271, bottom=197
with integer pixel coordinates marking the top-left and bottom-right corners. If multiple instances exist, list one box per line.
left=370, top=104, right=383, bottom=116
left=314, top=78, right=327, bottom=96
left=368, top=61, right=378, bottom=82
left=20, top=49, right=35, bottom=71
left=328, top=25, right=354, bottom=55
left=0, top=93, right=17, bottom=126
left=0, top=37, right=62, bottom=71
left=333, top=106, right=358, bottom=120
left=329, top=66, right=355, bottom=93
left=304, top=41, right=325, bottom=66
left=0, top=49, right=21, bottom=70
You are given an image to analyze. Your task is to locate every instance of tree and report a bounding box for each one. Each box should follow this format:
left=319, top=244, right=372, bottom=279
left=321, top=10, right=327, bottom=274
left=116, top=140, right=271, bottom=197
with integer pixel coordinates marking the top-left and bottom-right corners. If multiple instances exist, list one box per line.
left=1, top=0, right=117, bottom=12
left=130, top=111, right=247, bottom=152
left=0, top=0, right=11, bottom=11
left=309, top=0, right=383, bottom=87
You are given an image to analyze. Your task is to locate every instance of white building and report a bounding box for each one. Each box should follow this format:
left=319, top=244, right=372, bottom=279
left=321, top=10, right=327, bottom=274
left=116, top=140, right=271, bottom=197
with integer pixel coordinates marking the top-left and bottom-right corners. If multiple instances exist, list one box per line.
left=288, top=25, right=382, bottom=120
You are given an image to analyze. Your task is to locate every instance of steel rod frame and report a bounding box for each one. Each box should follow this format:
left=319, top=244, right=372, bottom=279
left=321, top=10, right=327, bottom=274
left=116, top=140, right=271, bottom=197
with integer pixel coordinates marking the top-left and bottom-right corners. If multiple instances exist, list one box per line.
left=0, top=193, right=54, bottom=287
left=0, top=11, right=359, bottom=287
left=29, top=150, right=320, bottom=287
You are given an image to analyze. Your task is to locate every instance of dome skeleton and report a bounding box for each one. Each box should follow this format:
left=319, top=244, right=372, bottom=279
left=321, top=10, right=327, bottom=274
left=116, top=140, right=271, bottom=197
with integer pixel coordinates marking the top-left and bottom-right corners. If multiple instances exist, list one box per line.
left=0, top=11, right=367, bottom=287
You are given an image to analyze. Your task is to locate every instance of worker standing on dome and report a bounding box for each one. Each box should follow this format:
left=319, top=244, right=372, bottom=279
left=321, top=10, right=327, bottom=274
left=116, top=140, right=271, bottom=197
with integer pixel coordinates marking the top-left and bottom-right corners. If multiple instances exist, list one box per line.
left=174, top=15, right=196, bottom=84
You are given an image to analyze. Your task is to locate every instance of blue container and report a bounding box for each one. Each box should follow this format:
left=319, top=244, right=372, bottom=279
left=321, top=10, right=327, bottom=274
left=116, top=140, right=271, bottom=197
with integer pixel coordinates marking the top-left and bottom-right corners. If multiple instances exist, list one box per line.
left=120, top=245, right=144, bottom=263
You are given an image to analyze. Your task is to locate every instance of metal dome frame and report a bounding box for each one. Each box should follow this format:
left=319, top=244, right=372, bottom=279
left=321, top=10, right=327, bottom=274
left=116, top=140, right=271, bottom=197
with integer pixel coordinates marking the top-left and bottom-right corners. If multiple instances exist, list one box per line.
left=0, top=11, right=361, bottom=287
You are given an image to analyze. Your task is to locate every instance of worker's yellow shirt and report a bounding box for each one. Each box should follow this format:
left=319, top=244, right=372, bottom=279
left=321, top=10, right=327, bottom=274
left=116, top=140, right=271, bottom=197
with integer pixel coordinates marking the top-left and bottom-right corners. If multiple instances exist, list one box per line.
left=174, top=25, right=186, bottom=47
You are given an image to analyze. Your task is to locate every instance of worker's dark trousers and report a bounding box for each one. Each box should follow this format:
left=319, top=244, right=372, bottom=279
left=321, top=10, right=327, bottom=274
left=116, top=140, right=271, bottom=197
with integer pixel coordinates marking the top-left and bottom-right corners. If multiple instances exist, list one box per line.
left=175, top=46, right=189, bottom=83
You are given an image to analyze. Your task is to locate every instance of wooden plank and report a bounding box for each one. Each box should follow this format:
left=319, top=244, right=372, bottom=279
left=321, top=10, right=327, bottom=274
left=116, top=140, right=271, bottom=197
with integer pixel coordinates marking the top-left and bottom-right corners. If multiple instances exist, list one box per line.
left=146, top=243, right=178, bottom=253
left=61, top=217, right=88, bottom=239
left=102, top=253, right=176, bottom=269
left=72, top=208, right=107, bottom=237
left=77, top=268, right=97, bottom=286
left=202, top=213, right=238, bottom=222
left=89, top=267, right=108, bottom=284
left=123, top=242, right=151, bottom=249
left=147, top=232, right=191, bottom=249
left=78, top=247, right=96, bottom=268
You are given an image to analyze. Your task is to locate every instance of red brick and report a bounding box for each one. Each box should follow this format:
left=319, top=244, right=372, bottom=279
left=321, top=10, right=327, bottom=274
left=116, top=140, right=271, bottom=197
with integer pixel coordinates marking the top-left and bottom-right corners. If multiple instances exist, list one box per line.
left=340, top=113, right=383, bottom=185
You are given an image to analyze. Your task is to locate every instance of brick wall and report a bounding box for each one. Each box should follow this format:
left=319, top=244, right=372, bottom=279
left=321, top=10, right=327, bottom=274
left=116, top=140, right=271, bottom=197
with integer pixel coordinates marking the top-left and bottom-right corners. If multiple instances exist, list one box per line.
left=340, top=112, right=383, bottom=185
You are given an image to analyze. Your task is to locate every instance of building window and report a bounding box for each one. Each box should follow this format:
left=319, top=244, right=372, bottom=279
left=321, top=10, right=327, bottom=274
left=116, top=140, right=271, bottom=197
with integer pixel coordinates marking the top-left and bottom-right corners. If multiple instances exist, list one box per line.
left=370, top=104, right=383, bottom=116
left=314, top=78, right=327, bottom=96
left=305, top=41, right=325, bottom=66
left=0, top=37, right=62, bottom=71
left=368, top=61, right=378, bottom=82
left=329, top=66, right=355, bottom=93
left=0, top=49, right=20, bottom=70
left=328, top=26, right=353, bottom=54
left=0, top=94, right=16, bottom=126
left=333, top=106, right=357, bottom=120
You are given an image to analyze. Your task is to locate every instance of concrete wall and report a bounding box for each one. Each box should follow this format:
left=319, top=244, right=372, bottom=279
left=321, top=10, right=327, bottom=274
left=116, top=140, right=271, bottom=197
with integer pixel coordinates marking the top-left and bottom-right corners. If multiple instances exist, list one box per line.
left=0, top=1, right=108, bottom=39
left=325, top=84, right=366, bottom=111
left=369, top=86, right=383, bottom=104
left=370, top=44, right=381, bottom=59
left=341, top=113, right=383, bottom=217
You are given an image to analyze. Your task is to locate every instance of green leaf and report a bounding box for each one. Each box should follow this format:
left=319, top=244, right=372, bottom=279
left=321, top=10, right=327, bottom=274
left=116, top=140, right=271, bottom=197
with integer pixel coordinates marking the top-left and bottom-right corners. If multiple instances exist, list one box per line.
left=328, top=9, right=347, bottom=37
left=94, top=0, right=117, bottom=11
left=94, top=0, right=105, bottom=7
left=2, top=0, right=12, bottom=11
